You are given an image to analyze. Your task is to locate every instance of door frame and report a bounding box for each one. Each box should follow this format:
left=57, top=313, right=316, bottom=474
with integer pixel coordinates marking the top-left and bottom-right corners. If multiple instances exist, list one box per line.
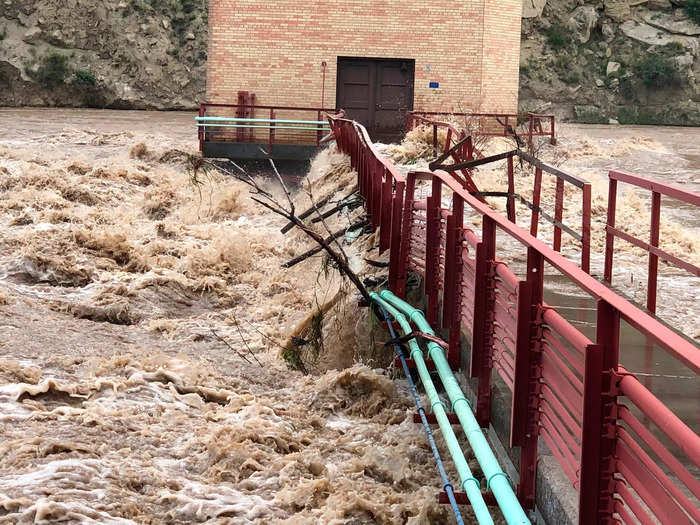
left=335, top=56, right=415, bottom=139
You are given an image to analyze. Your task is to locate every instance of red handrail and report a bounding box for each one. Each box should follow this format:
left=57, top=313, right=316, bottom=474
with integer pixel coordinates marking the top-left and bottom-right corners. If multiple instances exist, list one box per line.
left=328, top=112, right=699, bottom=525
left=604, top=170, right=700, bottom=314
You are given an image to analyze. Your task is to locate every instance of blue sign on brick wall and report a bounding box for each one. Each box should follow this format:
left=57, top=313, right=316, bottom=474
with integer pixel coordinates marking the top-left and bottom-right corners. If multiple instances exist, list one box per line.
left=429, top=81, right=439, bottom=88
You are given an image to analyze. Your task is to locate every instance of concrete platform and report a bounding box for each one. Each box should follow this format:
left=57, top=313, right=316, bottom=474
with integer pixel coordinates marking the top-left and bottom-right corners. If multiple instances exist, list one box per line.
left=203, top=141, right=321, bottom=161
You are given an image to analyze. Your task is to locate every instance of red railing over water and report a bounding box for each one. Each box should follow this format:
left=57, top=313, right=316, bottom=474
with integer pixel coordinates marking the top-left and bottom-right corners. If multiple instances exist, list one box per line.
left=604, top=170, right=700, bottom=314
left=328, top=113, right=699, bottom=525
left=198, top=102, right=336, bottom=152
left=407, top=111, right=557, bottom=146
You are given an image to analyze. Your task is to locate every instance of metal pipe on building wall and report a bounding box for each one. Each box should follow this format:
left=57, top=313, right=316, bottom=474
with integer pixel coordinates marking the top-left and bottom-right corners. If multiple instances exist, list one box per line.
left=369, top=293, right=494, bottom=525
left=378, top=290, right=531, bottom=525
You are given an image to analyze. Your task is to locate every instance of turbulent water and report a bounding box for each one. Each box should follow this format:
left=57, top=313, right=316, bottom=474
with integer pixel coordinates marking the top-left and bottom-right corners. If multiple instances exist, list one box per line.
left=0, top=109, right=698, bottom=523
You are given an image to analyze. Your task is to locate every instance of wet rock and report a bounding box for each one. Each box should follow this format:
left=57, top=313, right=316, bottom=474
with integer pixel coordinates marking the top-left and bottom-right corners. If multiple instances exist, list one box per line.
left=605, top=0, right=631, bottom=23
left=643, top=11, right=700, bottom=36
left=648, top=0, right=672, bottom=7
left=22, top=26, right=42, bottom=43
left=601, top=19, right=615, bottom=41
left=568, top=5, right=598, bottom=43
left=522, top=0, right=548, bottom=18
left=620, top=20, right=699, bottom=53
left=606, top=61, right=621, bottom=76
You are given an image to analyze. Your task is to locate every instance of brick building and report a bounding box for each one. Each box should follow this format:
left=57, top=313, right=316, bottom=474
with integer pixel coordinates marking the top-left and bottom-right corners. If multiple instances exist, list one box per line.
left=205, top=0, right=523, bottom=143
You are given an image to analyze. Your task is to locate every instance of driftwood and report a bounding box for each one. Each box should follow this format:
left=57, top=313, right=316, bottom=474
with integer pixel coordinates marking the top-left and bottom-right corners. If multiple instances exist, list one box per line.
left=280, top=184, right=358, bottom=233
left=311, top=195, right=362, bottom=223
left=363, top=258, right=389, bottom=268
left=195, top=157, right=371, bottom=304
left=282, top=219, right=368, bottom=268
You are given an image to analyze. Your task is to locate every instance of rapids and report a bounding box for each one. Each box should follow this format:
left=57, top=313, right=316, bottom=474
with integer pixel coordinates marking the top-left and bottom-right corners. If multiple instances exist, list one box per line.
left=1, top=108, right=698, bottom=523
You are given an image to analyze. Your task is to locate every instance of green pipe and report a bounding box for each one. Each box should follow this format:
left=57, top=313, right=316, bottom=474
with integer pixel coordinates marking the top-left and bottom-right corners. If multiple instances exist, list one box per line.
left=196, top=124, right=329, bottom=131
left=196, top=117, right=329, bottom=125
left=370, top=293, right=494, bottom=525
left=379, top=290, right=530, bottom=525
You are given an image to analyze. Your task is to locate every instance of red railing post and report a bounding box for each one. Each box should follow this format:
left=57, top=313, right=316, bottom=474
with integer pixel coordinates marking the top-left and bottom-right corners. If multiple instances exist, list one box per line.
left=581, top=183, right=592, bottom=274
left=446, top=193, right=465, bottom=370
left=442, top=209, right=456, bottom=331
left=198, top=104, right=205, bottom=152
left=248, top=94, right=256, bottom=141
left=553, top=178, right=564, bottom=251
left=471, top=215, right=497, bottom=426
left=316, top=110, right=322, bottom=146
left=425, top=176, right=443, bottom=327
left=507, top=155, right=516, bottom=223
left=388, top=180, right=405, bottom=294
left=514, top=247, right=545, bottom=509
left=433, top=124, right=438, bottom=156
left=269, top=109, right=275, bottom=155
left=579, top=300, right=619, bottom=524
left=443, top=128, right=453, bottom=154
left=530, top=167, right=542, bottom=237
left=550, top=115, right=557, bottom=145
left=236, top=91, right=247, bottom=142
left=603, top=178, right=618, bottom=283
left=396, top=173, right=417, bottom=300
left=647, top=191, right=661, bottom=313
left=379, top=167, right=392, bottom=253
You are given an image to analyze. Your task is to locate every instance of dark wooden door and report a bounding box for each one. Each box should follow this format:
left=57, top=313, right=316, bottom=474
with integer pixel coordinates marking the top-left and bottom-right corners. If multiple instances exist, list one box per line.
left=336, top=57, right=414, bottom=143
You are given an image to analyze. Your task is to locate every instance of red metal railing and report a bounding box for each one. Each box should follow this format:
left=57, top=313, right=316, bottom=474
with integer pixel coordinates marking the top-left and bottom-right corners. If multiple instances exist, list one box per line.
left=413, top=115, right=591, bottom=273
left=328, top=113, right=699, bottom=524
left=604, top=170, right=700, bottom=314
left=198, top=102, right=337, bottom=152
left=407, top=111, right=556, bottom=146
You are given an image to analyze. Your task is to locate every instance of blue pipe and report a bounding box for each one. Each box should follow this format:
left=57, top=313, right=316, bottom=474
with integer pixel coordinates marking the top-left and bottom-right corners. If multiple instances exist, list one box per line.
left=375, top=301, right=465, bottom=525
left=378, top=290, right=530, bottom=525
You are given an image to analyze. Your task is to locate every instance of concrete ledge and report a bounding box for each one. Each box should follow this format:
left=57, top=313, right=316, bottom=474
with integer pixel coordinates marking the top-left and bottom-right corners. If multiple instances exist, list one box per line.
left=203, top=141, right=320, bottom=161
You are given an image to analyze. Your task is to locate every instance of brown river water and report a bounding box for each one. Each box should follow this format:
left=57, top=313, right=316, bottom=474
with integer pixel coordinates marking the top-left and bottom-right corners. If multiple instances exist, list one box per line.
left=0, top=109, right=698, bottom=523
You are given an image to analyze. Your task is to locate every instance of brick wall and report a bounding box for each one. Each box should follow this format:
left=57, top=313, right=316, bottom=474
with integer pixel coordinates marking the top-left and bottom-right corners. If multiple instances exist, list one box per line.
left=207, top=0, right=522, bottom=115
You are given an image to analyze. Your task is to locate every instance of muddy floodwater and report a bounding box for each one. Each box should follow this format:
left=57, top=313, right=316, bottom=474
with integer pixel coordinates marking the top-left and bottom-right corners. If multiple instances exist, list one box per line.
left=0, top=109, right=698, bottom=524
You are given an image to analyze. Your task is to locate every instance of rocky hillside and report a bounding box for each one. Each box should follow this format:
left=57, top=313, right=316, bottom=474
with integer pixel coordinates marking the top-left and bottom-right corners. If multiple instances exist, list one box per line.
left=0, top=0, right=698, bottom=124
left=0, top=0, right=207, bottom=109
left=519, top=0, right=700, bottom=125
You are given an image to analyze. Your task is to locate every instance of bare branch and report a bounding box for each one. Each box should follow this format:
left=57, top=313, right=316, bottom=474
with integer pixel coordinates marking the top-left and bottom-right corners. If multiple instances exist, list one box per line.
left=210, top=329, right=252, bottom=364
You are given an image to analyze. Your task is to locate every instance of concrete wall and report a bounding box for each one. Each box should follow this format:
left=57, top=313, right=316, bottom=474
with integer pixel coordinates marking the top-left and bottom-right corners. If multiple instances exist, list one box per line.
left=207, top=0, right=522, bottom=114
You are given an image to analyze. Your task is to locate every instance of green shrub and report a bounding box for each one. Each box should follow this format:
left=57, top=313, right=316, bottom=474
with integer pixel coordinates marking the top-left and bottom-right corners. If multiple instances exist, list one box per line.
left=685, top=0, right=700, bottom=25
left=634, top=54, right=679, bottom=89
left=617, top=107, right=653, bottom=125
left=546, top=24, right=571, bottom=51
left=660, top=42, right=686, bottom=56
left=30, top=53, right=71, bottom=87
left=575, top=107, right=607, bottom=124
left=73, top=70, right=96, bottom=87
left=563, top=71, right=582, bottom=85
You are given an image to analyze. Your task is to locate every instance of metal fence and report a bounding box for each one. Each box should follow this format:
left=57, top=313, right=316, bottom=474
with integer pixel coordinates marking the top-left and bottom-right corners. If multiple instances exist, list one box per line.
left=328, top=113, right=699, bottom=525
left=603, top=170, right=700, bottom=314
left=197, top=102, right=335, bottom=152
left=407, top=111, right=557, bottom=146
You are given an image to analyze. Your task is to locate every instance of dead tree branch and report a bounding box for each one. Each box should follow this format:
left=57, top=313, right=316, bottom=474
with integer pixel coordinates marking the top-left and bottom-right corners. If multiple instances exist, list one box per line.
left=197, top=157, right=372, bottom=304
left=282, top=219, right=368, bottom=268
